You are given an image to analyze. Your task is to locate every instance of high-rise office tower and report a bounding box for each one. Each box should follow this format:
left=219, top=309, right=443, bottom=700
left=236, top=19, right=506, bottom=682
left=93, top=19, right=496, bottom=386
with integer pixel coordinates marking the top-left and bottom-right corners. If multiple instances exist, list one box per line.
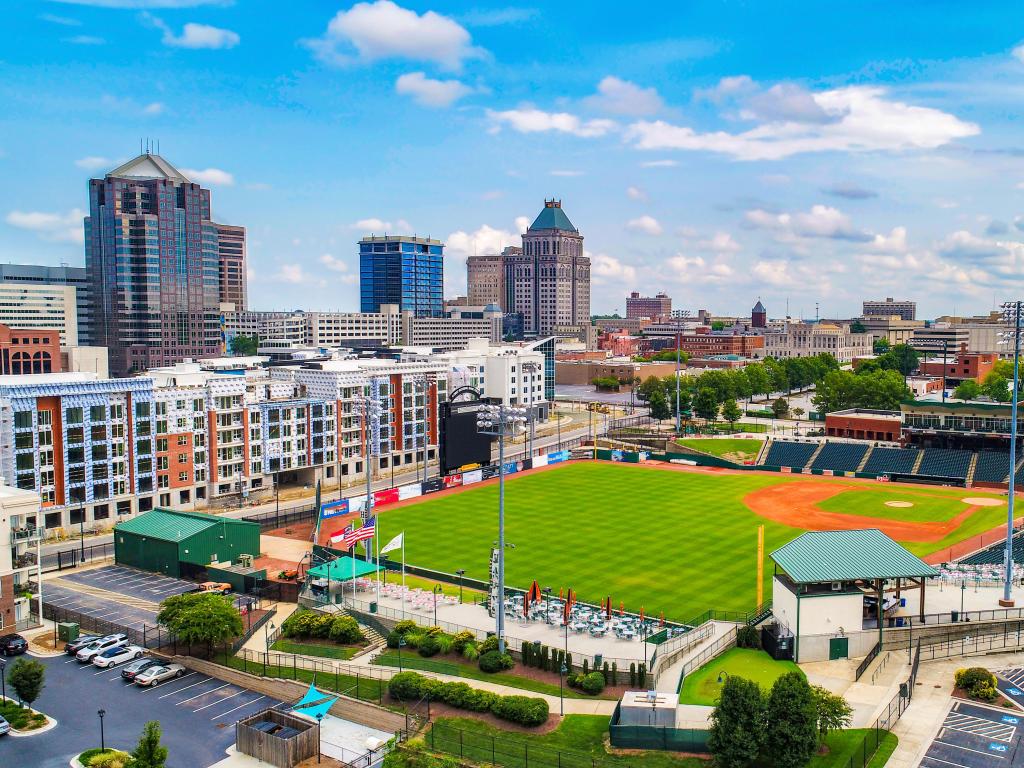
left=85, top=153, right=223, bottom=376
left=0, top=264, right=92, bottom=344
left=359, top=235, right=444, bottom=317
left=466, top=249, right=511, bottom=309
left=216, top=223, right=247, bottom=310
left=504, top=200, right=589, bottom=335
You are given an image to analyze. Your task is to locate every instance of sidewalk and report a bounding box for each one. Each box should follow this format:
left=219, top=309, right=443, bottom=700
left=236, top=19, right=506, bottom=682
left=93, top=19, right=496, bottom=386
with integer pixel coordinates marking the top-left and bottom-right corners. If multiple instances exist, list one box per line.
left=655, top=620, right=735, bottom=693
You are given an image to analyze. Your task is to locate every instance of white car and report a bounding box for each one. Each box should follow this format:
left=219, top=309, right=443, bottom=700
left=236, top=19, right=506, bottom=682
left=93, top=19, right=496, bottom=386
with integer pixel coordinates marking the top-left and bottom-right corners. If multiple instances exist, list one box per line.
left=76, top=635, right=128, bottom=663
left=91, top=644, right=145, bottom=668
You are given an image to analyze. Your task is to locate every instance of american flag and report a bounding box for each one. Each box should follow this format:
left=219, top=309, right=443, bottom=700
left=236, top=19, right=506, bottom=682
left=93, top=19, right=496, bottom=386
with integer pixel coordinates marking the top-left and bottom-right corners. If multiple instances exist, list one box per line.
left=343, top=517, right=376, bottom=549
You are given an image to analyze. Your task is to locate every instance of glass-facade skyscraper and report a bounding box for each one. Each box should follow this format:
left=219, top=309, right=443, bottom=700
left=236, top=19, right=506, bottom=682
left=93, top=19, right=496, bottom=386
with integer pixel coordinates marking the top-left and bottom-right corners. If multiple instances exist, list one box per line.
left=359, top=235, right=444, bottom=317
left=85, top=153, right=225, bottom=376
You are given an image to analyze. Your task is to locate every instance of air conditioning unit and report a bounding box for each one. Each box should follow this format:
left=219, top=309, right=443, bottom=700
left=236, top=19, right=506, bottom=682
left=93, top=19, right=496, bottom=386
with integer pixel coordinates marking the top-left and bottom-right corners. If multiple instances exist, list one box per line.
left=238, top=554, right=253, bottom=568
left=831, top=581, right=843, bottom=592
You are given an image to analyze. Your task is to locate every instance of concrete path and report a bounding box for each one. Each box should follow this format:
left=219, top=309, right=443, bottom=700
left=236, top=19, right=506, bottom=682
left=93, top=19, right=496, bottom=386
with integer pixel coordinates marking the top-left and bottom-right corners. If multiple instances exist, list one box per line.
left=655, top=621, right=735, bottom=693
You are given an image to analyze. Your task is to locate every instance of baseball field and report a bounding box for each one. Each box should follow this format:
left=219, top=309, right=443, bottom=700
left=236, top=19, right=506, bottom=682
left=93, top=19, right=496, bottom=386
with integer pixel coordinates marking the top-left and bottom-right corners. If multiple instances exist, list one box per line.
left=376, top=461, right=1015, bottom=621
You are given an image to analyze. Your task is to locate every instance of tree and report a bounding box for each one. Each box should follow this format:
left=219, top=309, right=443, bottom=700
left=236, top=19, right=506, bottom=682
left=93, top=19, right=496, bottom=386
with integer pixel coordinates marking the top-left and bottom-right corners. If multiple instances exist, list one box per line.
left=878, top=344, right=919, bottom=377
left=158, top=592, right=243, bottom=657
left=693, top=388, right=720, bottom=423
left=850, top=320, right=866, bottom=333
left=707, top=676, right=766, bottom=768
left=648, top=387, right=671, bottom=421
left=812, top=369, right=909, bottom=413
left=130, top=720, right=169, bottom=768
left=7, top=658, right=45, bottom=707
left=711, top=320, right=726, bottom=331
left=745, top=364, right=771, bottom=402
left=771, top=397, right=790, bottom=419
left=229, top=334, right=259, bottom=356
left=764, top=673, right=818, bottom=768
left=636, top=375, right=666, bottom=404
left=872, top=338, right=891, bottom=355
left=953, top=380, right=982, bottom=400
left=722, top=400, right=742, bottom=428
left=791, top=407, right=805, bottom=426
left=810, top=685, right=853, bottom=748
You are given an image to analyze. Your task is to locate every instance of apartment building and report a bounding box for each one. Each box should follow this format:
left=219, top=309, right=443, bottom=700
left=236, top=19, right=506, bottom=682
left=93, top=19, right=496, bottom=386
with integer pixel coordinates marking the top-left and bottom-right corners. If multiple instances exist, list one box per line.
left=676, top=332, right=765, bottom=357
left=763, top=322, right=872, bottom=362
left=0, top=486, right=43, bottom=632
left=435, top=338, right=547, bottom=417
left=626, top=291, right=672, bottom=320
left=909, top=325, right=971, bottom=355
left=863, top=297, right=916, bottom=321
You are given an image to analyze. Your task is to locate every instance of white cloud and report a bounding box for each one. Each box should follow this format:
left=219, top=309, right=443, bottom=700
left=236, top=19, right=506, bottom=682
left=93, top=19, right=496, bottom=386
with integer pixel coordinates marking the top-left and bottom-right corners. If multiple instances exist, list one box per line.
left=640, top=159, right=677, bottom=168
left=158, top=21, right=239, bottom=49
left=584, top=76, right=663, bottom=116
left=41, top=13, right=82, bottom=25
left=5, top=208, right=85, bottom=244
left=67, top=35, right=105, bottom=44
left=698, top=232, right=742, bottom=253
left=514, top=216, right=530, bottom=234
left=182, top=167, right=235, bottom=186
left=486, top=108, right=616, bottom=138
left=444, top=221, right=522, bottom=294
left=626, top=86, right=979, bottom=161
left=744, top=204, right=871, bottom=242
left=694, top=75, right=756, bottom=103
left=305, top=0, right=482, bottom=70
left=663, top=254, right=735, bottom=285
left=590, top=252, right=637, bottom=284
left=395, top=72, right=472, bottom=107
left=319, top=254, right=359, bottom=284
left=626, top=185, right=646, bottom=201
left=350, top=217, right=411, bottom=232
left=867, top=226, right=908, bottom=254
left=550, top=169, right=584, bottom=177
left=1013, top=44, right=1024, bottom=64
left=481, top=190, right=504, bottom=201
left=142, top=102, right=165, bottom=115
left=626, top=215, right=663, bottom=236
left=277, top=264, right=308, bottom=285
left=75, top=156, right=113, bottom=170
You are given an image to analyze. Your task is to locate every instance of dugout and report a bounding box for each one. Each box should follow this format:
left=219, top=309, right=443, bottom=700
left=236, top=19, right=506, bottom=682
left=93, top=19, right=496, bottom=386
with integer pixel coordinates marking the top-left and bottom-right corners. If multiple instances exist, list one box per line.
left=114, top=508, right=261, bottom=578
left=770, top=529, right=938, bottom=663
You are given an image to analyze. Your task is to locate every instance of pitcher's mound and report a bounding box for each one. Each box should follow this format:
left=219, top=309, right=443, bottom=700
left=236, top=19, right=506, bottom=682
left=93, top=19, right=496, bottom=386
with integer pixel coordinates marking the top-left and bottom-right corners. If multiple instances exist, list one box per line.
left=885, top=501, right=914, bottom=508
left=962, top=497, right=1003, bottom=507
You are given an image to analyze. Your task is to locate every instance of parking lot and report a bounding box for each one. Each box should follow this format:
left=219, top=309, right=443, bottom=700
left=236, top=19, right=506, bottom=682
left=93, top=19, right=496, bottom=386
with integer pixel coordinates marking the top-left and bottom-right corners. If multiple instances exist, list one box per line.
left=0, top=652, right=284, bottom=768
left=45, top=581, right=161, bottom=630
left=995, top=666, right=1024, bottom=709
left=920, top=699, right=1023, bottom=767
left=63, top=565, right=197, bottom=603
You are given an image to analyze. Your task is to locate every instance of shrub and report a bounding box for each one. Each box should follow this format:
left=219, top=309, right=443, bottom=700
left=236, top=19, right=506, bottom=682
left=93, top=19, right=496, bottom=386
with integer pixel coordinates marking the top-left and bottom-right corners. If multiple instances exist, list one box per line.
left=492, top=695, right=549, bottom=726
left=403, top=631, right=425, bottom=649
left=565, top=652, right=572, bottom=675
left=637, top=663, right=647, bottom=688
left=462, top=642, right=480, bottom=662
left=973, top=683, right=999, bottom=702
left=329, top=615, right=364, bottom=645
left=737, top=625, right=761, bottom=649
left=581, top=672, right=605, bottom=695
left=582, top=658, right=589, bottom=676
left=955, top=667, right=994, bottom=691
left=464, top=688, right=498, bottom=712
left=386, top=631, right=403, bottom=649
left=437, top=682, right=472, bottom=709
left=435, top=633, right=454, bottom=655
left=629, top=662, right=636, bottom=687
left=389, top=672, right=426, bottom=701
left=566, top=672, right=583, bottom=689
left=478, top=650, right=514, bottom=673
left=451, top=630, right=476, bottom=654
left=418, top=635, right=440, bottom=658
left=612, top=661, right=617, bottom=684
left=394, top=620, right=418, bottom=635
left=602, top=661, right=610, bottom=684
left=479, top=635, right=500, bottom=654
left=89, top=751, right=133, bottom=768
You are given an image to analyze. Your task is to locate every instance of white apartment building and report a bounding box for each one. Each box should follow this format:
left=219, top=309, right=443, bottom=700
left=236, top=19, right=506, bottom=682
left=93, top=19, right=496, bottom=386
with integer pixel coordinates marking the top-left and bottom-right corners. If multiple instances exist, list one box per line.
left=0, top=486, right=43, bottom=631
left=763, top=322, right=872, bottom=363
left=0, top=283, right=79, bottom=345
left=437, top=338, right=548, bottom=418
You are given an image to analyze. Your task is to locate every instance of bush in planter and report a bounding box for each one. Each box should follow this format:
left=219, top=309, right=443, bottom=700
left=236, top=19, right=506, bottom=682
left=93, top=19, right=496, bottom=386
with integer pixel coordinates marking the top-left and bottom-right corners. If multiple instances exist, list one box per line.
left=418, top=635, right=441, bottom=657
left=435, top=633, right=454, bottom=655
left=461, top=642, right=480, bottom=662
left=479, top=635, right=500, bottom=655
left=581, top=671, right=605, bottom=695
left=329, top=615, right=364, bottom=645
left=403, top=631, right=425, bottom=649
left=602, top=661, right=610, bottom=684
left=388, top=672, right=425, bottom=701
left=736, top=625, right=761, bottom=649
left=89, top=750, right=133, bottom=768
left=955, top=667, right=995, bottom=691
left=492, top=695, right=549, bottom=726
left=478, top=650, right=514, bottom=673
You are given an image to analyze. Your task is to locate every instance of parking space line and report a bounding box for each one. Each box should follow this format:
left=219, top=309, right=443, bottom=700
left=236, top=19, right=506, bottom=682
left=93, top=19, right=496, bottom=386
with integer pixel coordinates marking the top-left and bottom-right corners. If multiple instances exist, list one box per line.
left=155, top=674, right=208, bottom=698
left=921, top=757, right=970, bottom=768
left=193, top=688, right=245, bottom=712
left=210, top=695, right=265, bottom=721
left=934, top=739, right=1006, bottom=759
left=176, top=682, right=231, bottom=705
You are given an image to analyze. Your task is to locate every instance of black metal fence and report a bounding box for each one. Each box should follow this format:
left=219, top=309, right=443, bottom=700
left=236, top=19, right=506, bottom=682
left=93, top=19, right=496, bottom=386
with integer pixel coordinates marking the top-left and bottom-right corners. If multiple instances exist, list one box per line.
left=242, top=503, right=318, bottom=531
left=855, top=641, right=881, bottom=681
left=42, top=602, right=175, bottom=650
left=40, top=542, right=115, bottom=573
left=428, top=721, right=628, bottom=768
left=882, top=618, right=1024, bottom=653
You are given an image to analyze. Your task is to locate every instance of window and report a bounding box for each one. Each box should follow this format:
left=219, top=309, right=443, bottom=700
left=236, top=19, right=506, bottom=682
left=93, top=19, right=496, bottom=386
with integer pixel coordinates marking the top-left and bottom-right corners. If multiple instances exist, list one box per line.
left=135, top=402, right=150, bottom=419
left=15, top=432, right=32, bottom=450
left=177, top=453, right=188, bottom=463
left=177, top=435, right=189, bottom=446
left=93, top=504, right=110, bottom=520
left=13, top=411, right=32, bottom=429
left=90, top=405, right=105, bottom=422
left=44, top=512, right=61, bottom=530
left=92, top=464, right=108, bottom=481
left=178, top=472, right=189, bottom=483
left=92, top=445, right=107, bottom=461
left=156, top=438, right=168, bottom=452
left=136, top=439, right=152, bottom=456
left=91, top=425, right=107, bottom=441
left=65, top=407, right=84, bottom=424
left=15, top=453, right=34, bottom=472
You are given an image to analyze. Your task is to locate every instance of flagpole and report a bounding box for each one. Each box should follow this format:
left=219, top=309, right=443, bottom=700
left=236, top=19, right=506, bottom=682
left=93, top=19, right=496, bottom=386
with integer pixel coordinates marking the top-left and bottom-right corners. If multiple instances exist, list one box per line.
left=401, top=536, right=407, bottom=618
left=374, top=518, right=381, bottom=606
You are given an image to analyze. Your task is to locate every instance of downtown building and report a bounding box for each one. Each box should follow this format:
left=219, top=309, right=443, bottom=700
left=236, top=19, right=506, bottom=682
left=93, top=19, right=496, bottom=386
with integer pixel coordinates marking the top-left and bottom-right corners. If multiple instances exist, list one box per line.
left=763, top=321, right=872, bottom=363
left=0, top=264, right=92, bottom=345
left=359, top=235, right=444, bottom=317
left=85, top=153, right=246, bottom=376
left=625, top=291, right=671, bottom=320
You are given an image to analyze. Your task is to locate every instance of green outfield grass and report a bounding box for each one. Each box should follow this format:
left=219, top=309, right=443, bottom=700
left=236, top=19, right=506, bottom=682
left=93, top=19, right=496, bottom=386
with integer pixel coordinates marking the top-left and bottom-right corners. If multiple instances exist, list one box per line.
left=376, top=462, right=1017, bottom=620
left=817, top=487, right=1006, bottom=523
left=676, top=437, right=763, bottom=462
left=678, top=648, right=802, bottom=705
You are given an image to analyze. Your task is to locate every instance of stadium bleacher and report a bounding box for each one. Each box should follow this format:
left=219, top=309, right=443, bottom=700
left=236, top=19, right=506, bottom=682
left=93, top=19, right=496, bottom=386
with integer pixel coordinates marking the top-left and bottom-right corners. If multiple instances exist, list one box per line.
left=973, top=451, right=1013, bottom=484
left=761, top=440, right=818, bottom=469
left=810, top=442, right=869, bottom=473
left=861, top=446, right=920, bottom=476
left=916, top=447, right=973, bottom=480
left=959, top=531, right=1024, bottom=566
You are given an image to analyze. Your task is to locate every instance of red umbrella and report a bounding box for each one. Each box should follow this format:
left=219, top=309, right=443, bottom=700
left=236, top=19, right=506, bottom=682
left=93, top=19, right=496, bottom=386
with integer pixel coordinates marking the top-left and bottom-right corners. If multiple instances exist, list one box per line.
left=619, top=601, right=624, bottom=616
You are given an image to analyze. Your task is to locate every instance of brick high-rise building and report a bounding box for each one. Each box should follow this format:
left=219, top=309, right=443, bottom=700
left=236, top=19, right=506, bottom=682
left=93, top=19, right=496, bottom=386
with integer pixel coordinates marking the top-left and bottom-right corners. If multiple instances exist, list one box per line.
left=863, top=297, right=916, bottom=321
left=85, top=153, right=224, bottom=376
left=504, top=200, right=590, bottom=335
left=467, top=247, right=514, bottom=309
left=216, top=223, right=247, bottom=310
left=626, top=291, right=671, bottom=320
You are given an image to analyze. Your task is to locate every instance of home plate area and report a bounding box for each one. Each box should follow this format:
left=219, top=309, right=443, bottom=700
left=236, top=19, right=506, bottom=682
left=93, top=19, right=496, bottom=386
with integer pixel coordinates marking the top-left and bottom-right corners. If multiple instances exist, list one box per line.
left=920, top=700, right=1023, bottom=767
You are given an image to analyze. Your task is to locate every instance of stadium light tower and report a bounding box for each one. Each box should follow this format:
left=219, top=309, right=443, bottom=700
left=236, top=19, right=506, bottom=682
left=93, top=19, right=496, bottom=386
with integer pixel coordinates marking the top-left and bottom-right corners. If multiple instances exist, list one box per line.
left=522, top=361, right=541, bottom=459
left=362, top=381, right=384, bottom=602
left=477, top=402, right=528, bottom=652
left=999, top=300, right=1022, bottom=607
left=674, top=310, right=692, bottom=433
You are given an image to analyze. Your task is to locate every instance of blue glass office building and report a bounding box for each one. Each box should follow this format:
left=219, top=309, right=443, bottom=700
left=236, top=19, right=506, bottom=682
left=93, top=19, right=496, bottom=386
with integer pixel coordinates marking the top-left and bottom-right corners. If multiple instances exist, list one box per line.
left=359, top=236, right=444, bottom=317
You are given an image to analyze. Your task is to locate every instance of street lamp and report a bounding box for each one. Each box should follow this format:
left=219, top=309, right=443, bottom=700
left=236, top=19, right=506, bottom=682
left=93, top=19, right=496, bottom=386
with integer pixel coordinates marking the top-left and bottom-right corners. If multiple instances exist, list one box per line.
left=559, top=662, right=567, bottom=716
left=264, top=621, right=276, bottom=651
left=0, top=658, right=6, bottom=704
left=316, top=712, right=323, bottom=764
left=97, top=709, right=106, bottom=754
left=999, top=300, right=1022, bottom=607
left=433, top=584, right=443, bottom=626
left=398, top=636, right=407, bottom=671
left=362, top=385, right=384, bottom=603
left=674, top=311, right=691, bottom=434
left=80, top=506, right=86, bottom=563
left=960, top=580, right=966, bottom=619
left=476, top=402, right=528, bottom=653
left=716, top=671, right=730, bottom=686
left=455, top=569, right=465, bottom=604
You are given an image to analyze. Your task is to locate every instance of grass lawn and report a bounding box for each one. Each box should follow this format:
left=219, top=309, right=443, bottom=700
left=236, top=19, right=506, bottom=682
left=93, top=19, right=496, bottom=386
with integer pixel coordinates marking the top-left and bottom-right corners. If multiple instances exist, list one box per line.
left=0, top=699, right=47, bottom=731
left=271, top=638, right=361, bottom=660
left=818, top=487, right=1005, bottom=524
left=676, top=437, right=763, bottom=462
left=427, top=715, right=704, bottom=768
left=678, top=648, right=803, bottom=705
left=809, top=729, right=899, bottom=768
left=220, top=653, right=387, bottom=703
left=374, top=651, right=612, bottom=699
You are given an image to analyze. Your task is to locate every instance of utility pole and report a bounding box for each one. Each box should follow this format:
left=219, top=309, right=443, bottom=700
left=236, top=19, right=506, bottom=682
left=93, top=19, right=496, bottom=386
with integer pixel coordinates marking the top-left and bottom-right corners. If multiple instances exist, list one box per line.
left=1000, top=301, right=1022, bottom=607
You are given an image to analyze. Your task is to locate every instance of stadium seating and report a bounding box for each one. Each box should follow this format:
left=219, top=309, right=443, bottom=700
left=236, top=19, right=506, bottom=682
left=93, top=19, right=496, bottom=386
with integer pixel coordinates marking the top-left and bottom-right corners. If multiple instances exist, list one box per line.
left=916, top=448, right=973, bottom=480
left=959, top=531, right=1024, bottom=566
left=810, top=442, right=869, bottom=473
left=861, top=446, right=920, bottom=476
left=973, top=451, right=1013, bottom=484
left=761, top=440, right=818, bottom=469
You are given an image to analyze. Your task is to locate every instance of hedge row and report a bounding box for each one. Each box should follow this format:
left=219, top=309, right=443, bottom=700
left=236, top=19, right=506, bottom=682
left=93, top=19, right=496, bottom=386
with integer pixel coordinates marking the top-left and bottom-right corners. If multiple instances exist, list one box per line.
left=388, top=671, right=548, bottom=727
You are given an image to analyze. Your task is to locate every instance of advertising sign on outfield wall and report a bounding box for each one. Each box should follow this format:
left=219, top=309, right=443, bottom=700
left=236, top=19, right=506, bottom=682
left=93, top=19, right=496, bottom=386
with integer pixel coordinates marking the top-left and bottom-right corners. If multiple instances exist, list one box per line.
left=546, top=450, right=570, bottom=464
left=443, top=473, right=463, bottom=488
left=532, top=454, right=549, bottom=469
left=422, top=478, right=444, bottom=494
left=463, top=469, right=484, bottom=486
left=482, top=465, right=499, bottom=480
left=320, top=499, right=349, bottom=519
left=502, top=461, right=519, bottom=475
left=374, top=488, right=399, bottom=506
left=398, top=484, right=422, bottom=501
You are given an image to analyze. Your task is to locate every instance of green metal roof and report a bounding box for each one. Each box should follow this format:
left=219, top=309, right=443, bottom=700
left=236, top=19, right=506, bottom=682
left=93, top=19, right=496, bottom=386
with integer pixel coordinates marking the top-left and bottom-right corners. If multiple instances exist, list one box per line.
left=771, top=529, right=938, bottom=584
left=115, top=508, right=218, bottom=543
left=529, top=202, right=577, bottom=232
left=307, top=556, right=380, bottom=582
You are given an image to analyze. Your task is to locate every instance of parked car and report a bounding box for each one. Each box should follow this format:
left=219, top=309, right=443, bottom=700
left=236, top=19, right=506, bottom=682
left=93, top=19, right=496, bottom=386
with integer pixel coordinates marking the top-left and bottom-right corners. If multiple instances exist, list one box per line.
left=64, top=634, right=102, bottom=655
left=133, top=663, right=186, bottom=687
left=120, top=657, right=163, bottom=682
left=76, top=635, right=129, bottom=663
left=0, top=715, right=9, bottom=736
left=0, top=634, right=27, bottom=656
left=92, top=644, right=145, bottom=668
left=192, top=582, right=233, bottom=595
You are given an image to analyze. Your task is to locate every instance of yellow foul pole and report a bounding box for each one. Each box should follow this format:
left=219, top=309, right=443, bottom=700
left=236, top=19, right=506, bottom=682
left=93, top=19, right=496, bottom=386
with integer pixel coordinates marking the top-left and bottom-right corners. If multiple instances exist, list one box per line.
left=757, top=524, right=765, bottom=608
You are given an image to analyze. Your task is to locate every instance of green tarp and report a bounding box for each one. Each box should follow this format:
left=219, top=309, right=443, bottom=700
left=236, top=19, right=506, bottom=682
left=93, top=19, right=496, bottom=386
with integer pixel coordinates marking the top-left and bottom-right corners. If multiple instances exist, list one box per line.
left=307, top=556, right=380, bottom=582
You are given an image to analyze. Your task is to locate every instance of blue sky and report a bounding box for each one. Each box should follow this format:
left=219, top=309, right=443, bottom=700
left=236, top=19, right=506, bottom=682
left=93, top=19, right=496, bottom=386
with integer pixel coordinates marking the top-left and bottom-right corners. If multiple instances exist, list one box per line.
left=4, top=0, right=1024, bottom=319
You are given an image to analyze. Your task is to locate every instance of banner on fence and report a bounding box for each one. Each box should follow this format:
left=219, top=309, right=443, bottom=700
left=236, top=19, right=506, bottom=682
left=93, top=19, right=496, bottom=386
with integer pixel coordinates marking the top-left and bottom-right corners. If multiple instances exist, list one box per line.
left=422, top=478, right=444, bottom=494
left=443, top=473, right=463, bottom=488
left=373, top=488, right=400, bottom=506
left=502, top=461, right=519, bottom=475
left=532, top=454, right=549, bottom=469
left=320, top=499, right=349, bottom=519
left=547, top=449, right=570, bottom=464
left=481, top=465, right=499, bottom=480
left=397, top=484, right=422, bottom=501
left=463, top=469, right=483, bottom=486
left=349, top=496, right=367, bottom=514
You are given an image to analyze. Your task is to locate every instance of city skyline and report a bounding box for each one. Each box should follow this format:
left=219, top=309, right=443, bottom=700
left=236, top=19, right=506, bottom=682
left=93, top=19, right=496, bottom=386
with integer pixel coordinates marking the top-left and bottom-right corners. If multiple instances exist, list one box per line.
left=4, top=1, right=1024, bottom=318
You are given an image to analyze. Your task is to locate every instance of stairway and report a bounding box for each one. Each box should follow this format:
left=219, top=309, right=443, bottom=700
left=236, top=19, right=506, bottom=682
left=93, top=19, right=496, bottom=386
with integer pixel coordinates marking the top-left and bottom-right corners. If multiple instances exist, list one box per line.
left=1005, top=454, right=1024, bottom=484
left=805, top=442, right=826, bottom=470
left=910, top=449, right=925, bottom=475
left=966, top=453, right=979, bottom=486
left=754, top=439, right=771, bottom=465
left=856, top=445, right=875, bottom=473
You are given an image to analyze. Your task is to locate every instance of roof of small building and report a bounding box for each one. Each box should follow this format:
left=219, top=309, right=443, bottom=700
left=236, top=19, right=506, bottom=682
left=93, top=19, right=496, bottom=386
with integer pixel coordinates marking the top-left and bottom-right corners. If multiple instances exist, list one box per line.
left=115, top=508, right=255, bottom=543
left=771, top=529, right=938, bottom=584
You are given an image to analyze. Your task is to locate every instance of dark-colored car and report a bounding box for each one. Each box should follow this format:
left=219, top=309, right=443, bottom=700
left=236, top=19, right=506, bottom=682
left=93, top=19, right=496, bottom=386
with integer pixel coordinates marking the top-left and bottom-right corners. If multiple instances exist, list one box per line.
left=0, top=634, right=27, bottom=656
left=64, top=634, right=102, bottom=655
left=120, top=657, right=162, bottom=682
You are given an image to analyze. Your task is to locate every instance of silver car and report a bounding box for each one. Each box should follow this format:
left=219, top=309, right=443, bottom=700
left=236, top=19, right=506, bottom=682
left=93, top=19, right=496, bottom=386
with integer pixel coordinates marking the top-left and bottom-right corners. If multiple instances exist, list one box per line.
left=76, top=635, right=128, bottom=663
left=0, top=715, right=9, bottom=736
left=133, top=663, right=186, bottom=687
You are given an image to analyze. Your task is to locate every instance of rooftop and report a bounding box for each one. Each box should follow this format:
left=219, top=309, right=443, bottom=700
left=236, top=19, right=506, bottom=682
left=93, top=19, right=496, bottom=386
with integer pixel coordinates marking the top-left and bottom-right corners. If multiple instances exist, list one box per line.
left=772, top=529, right=938, bottom=584
left=106, top=153, right=191, bottom=183
left=358, top=235, right=443, bottom=245
left=529, top=200, right=578, bottom=232
left=115, top=508, right=255, bottom=543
